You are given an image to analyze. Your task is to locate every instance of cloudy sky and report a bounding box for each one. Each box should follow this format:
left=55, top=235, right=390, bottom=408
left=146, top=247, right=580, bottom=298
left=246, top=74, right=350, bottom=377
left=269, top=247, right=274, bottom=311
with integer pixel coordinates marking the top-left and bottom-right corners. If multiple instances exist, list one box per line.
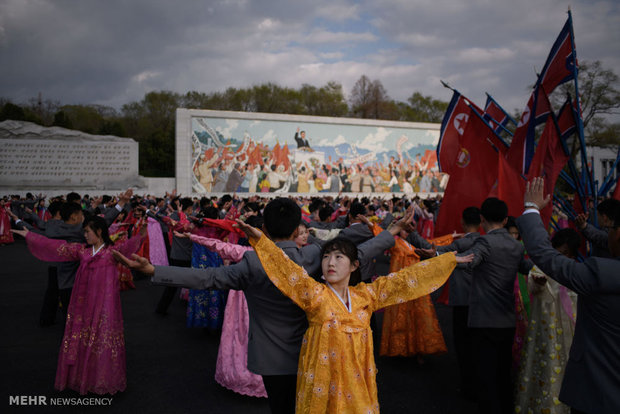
left=1, top=0, right=618, bottom=117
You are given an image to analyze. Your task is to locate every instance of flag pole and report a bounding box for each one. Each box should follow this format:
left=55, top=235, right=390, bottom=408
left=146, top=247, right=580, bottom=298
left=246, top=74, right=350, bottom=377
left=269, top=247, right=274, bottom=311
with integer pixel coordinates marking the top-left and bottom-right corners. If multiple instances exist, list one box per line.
left=567, top=9, right=595, bottom=200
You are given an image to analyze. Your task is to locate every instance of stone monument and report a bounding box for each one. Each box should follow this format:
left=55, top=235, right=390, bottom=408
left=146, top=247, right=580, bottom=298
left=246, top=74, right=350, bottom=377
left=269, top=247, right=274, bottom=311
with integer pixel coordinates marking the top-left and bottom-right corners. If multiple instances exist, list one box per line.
left=0, top=120, right=143, bottom=193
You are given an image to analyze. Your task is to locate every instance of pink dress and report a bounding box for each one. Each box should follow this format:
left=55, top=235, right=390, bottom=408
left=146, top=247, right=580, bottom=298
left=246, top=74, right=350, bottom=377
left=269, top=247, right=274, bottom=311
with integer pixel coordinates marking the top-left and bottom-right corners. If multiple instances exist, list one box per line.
left=25, top=232, right=144, bottom=395
left=0, top=205, right=14, bottom=245
left=189, top=235, right=267, bottom=398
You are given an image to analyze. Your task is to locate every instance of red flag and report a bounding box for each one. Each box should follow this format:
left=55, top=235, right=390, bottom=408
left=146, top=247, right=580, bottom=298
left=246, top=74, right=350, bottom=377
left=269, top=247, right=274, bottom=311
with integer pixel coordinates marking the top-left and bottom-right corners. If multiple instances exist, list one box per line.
left=612, top=177, right=620, bottom=201
left=435, top=110, right=499, bottom=236
left=437, top=90, right=483, bottom=175
left=491, top=155, right=526, bottom=219
left=526, top=116, right=569, bottom=227
left=538, top=16, right=577, bottom=94
left=506, top=85, right=553, bottom=175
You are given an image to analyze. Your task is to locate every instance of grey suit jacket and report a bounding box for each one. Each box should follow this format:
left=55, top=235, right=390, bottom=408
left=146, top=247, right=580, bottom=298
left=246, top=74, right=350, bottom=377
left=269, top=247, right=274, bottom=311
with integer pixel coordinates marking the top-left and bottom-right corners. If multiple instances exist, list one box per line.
left=405, top=231, right=432, bottom=249
left=437, top=232, right=480, bottom=306
left=169, top=211, right=193, bottom=262
left=517, top=212, right=620, bottom=414
left=461, top=228, right=532, bottom=328
left=581, top=223, right=611, bottom=258
left=152, top=230, right=396, bottom=376
left=43, top=220, right=86, bottom=290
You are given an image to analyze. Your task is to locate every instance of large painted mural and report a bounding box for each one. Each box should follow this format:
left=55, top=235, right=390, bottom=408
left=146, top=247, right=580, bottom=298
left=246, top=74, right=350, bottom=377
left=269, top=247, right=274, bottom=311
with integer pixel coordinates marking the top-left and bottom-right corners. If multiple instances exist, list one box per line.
left=180, top=110, right=444, bottom=194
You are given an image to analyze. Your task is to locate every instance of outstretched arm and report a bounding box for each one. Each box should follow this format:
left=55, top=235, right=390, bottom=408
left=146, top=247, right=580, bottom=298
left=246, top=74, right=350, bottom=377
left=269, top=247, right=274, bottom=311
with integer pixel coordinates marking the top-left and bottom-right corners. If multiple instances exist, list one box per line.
left=367, top=252, right=460, bottom=311
left=16, top=230, right=83, bottom=262
left=236, top=219, right=324, bottom=311
left=189, top=233, right=252, bottom=262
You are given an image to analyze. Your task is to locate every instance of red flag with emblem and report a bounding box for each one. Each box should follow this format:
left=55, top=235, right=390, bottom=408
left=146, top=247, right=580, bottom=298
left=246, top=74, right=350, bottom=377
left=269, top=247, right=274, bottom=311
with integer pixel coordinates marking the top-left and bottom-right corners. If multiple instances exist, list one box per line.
left=436, top=89, right=484, bottom=175
left=435, top=108, right=500, bottom=236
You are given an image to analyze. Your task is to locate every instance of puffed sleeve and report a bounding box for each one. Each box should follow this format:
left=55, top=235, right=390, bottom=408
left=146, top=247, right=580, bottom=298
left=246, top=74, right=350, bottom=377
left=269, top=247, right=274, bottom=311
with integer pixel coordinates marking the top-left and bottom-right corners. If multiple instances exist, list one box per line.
left=25, top=231, right=83, bottom=262
left=365, top=252, right=456, bottom=312
left=250, top=234, right=325, bottom=312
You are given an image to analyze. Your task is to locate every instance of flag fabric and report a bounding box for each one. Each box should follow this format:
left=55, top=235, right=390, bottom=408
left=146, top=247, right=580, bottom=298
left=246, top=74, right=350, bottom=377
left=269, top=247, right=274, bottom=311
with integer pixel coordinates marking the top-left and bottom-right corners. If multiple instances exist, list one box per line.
left=538, top=16, right=577, bottom=94
left=505, top=85, right=553, bottom=175
left=491, top=155, right=526, bottom=219
left=612, top=176, right=620, bottom=201
left=483, top=94, right=516, bottom=135
left=435, top=108, right=500, bottom=236
left=556, top=96, right=578, bottom=140
left=526, top=114, right=571, bottom=227
left=437, top=90, right=483, bottom=175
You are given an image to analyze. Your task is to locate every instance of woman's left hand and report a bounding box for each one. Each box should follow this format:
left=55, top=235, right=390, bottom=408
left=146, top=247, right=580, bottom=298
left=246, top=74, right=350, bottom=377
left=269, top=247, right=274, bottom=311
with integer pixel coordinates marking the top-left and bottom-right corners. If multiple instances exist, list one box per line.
left=234, top=219, right=263, bottom=240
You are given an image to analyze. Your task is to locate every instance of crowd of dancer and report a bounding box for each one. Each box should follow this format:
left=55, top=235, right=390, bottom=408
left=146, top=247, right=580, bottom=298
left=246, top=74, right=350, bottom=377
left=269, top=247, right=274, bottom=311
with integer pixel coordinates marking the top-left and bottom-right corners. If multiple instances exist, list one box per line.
left=1, top=186, right=619, bottom=414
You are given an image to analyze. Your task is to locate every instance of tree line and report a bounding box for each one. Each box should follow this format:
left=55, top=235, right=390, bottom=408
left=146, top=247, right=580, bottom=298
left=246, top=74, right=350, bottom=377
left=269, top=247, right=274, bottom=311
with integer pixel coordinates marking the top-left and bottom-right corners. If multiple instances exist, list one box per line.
left=1, top=62, right=618, bottom=177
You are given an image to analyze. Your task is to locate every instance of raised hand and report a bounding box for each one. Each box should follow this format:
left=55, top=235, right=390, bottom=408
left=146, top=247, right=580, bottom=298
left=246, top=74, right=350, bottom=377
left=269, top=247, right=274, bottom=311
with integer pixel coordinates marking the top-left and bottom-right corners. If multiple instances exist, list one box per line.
left=112, top=251, right=155, bottom=275
left=234, top=218, right=263, bottom=240
left=524, top=177, right=551, bottom=210
left=574, top=213, right=588, bottom=230
left=356, top=214, right=371, bottom=227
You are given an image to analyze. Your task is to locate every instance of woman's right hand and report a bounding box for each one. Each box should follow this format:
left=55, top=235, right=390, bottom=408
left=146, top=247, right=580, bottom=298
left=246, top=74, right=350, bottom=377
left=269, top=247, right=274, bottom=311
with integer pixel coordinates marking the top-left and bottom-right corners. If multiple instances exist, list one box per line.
left=11, top=228, right=29, bottom=238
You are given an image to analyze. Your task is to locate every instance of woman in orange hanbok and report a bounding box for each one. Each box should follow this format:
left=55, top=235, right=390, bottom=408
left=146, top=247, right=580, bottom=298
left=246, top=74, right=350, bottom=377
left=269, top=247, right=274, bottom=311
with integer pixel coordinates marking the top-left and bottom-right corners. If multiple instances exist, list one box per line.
left=367, top=219, right=453, bottom=361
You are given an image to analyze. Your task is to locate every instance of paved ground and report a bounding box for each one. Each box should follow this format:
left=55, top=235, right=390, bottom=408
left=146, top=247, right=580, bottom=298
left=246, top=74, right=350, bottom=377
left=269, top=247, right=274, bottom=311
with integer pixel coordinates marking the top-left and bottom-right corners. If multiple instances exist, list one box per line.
left=1, top=238, right=479, bottom=413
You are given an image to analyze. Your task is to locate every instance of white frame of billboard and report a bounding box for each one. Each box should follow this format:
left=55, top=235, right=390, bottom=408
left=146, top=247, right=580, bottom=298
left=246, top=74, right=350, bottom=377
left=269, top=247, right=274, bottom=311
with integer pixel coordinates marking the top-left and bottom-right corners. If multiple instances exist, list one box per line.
left=175, top=108, right=440, bottom=196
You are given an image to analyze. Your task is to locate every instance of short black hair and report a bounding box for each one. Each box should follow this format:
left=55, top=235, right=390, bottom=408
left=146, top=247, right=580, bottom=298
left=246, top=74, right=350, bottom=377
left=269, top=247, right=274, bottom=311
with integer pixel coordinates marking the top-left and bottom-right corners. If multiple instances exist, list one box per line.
left=102, top=195, right=112, bottom=204
left=60, top=202, right=83, bottom=222
left=198, top=206, right=219, bottom=220
left=348, top=202, right=366, bottom=218
left=220, top=194, right=233, bottom=204
left=462, top=207, right=481, bottom=227
left=319, top=205, right=334, bottom=222
left=66, top=192, right=81, bottom=204
left=480, top=197, right=508, bottom=224
left=180, top=197, right=193, bottom=211
left=505, top=216, right=517, bottom=230
left=263, top=198, right=301, bottom=239
left=603, top=199, right=620, bottom=228
left=551, top=228, right=581, bottom=257
left=48, top=200, right=64, bottom=217
left=598, top=199, right=620, bottom=221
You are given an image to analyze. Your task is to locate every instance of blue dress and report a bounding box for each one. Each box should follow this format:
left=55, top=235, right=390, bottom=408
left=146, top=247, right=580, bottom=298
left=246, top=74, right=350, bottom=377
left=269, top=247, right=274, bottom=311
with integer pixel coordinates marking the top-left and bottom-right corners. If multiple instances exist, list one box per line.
left=186, top=244, right=226, bottom=329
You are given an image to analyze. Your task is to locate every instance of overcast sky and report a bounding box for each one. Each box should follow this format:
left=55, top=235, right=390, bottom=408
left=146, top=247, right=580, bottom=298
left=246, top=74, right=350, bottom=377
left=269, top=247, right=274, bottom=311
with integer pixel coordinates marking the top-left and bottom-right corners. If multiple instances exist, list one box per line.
left=1, top=0, right=618, bottom=118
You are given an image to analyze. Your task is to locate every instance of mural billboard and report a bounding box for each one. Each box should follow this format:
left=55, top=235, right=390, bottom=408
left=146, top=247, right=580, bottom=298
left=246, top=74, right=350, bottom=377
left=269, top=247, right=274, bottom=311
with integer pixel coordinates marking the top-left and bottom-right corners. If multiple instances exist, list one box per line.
left=175, top=109, right=444, bottom=195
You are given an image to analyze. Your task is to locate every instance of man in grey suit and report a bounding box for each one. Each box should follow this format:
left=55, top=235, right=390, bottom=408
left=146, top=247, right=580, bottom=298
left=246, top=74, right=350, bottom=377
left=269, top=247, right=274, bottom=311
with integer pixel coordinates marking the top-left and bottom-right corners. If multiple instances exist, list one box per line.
left=115, top=197, right=405, bottom=414
left=418, top=206, right=481, bottom=400
left=458, top=197, right=533, bottom=414
left=573, top=198, right=620, bottom=258
left=518, top=178, right=620, bottom=414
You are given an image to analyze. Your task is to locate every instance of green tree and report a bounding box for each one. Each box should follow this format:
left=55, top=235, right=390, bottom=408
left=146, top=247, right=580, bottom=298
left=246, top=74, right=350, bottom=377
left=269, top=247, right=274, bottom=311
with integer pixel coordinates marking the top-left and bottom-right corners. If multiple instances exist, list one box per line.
left=404, top=92, right=449, bottom=123
left=552, top=60, right=620, bottom=147
left=52, top=110, right=73, bottom=129
left=0, top=102, right=26, bottom=122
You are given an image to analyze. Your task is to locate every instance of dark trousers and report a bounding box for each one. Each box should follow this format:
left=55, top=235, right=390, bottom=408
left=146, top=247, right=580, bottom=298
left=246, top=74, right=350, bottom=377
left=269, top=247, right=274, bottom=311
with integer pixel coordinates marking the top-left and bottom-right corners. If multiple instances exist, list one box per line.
left=155, top=259, right=190, bottom=314
left=39, top=266, right=59, bottom=326
left=262, top=374, right=297, bottom=414
left=452, top=306, right=475, bottom=398
left=471, top=327, right=515, bottom=414
left=39, top=267, right=72, bottom=325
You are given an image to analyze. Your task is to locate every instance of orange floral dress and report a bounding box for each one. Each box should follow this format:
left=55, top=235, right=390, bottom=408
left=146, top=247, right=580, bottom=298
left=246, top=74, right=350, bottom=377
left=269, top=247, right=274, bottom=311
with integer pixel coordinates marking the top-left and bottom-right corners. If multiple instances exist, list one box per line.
left=250, top=234, right=456, bottom=414
left=370, top=223, right=453, bottom=357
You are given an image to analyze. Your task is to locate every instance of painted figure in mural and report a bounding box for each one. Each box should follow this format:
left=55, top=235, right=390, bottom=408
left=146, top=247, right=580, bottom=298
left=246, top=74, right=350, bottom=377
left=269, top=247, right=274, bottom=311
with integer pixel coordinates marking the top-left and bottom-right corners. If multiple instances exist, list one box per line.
left=294, top=127, right=312, bottom=150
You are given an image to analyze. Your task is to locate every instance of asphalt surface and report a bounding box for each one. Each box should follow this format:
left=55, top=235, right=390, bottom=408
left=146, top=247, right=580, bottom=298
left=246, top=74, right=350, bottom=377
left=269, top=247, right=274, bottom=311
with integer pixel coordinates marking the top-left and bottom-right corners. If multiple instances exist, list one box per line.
left=1, top=238, right=479, bottom=413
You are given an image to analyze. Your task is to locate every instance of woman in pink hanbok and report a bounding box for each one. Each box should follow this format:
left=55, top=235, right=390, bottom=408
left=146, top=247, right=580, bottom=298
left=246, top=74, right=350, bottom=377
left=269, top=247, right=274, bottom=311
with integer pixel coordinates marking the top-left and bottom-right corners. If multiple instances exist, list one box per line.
left=12, top=216, right=144, bottom=395
left=1, top=200, right=14, bottom=245
left=178, top=231, right=267, bottom=398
